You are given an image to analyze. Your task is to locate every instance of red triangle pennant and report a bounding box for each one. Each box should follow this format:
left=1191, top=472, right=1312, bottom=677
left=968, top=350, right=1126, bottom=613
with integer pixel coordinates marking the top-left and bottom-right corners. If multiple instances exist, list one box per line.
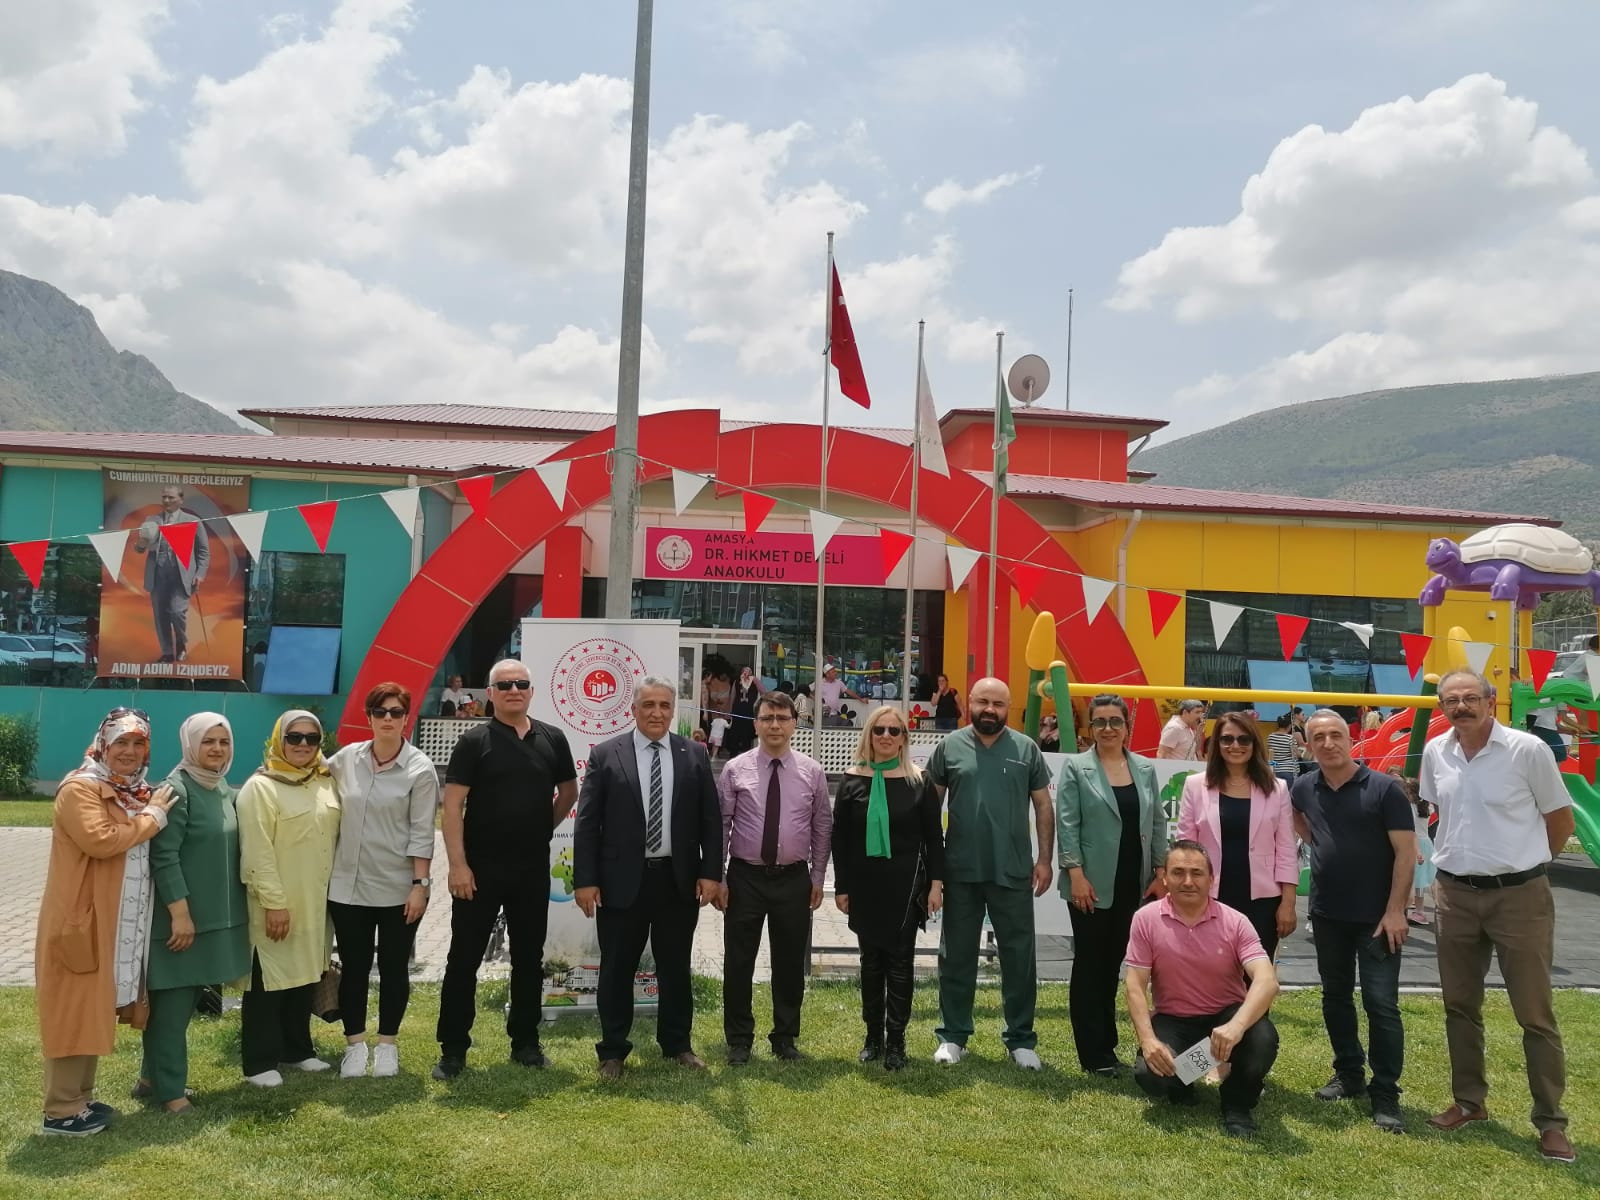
left=1276, top=613, right=1310, bottom=660
left=879, top=529, right=914, bottom=581
left=298, top=501, right=338, bottom=553
left=742, top=492, right=777, bottom=535
left=1526, top=647, right=1557, bottom=693
left=457, top=473, right=494, bottom=517
left=1400, top=632, right=1432, bottom=679
left=1147, top=590, right=1181, bottom=638
left=1012, top=564, right=1045, bottom=609
left=158, top=520, right=198, bottom=570
left=7, top=540, right=47, bottom=588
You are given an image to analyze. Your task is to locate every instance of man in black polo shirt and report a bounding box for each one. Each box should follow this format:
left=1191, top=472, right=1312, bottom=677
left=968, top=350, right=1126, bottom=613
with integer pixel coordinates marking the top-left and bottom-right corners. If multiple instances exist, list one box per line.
left=433, top=659, right=577, bottom=1080
left=1291, top=708, right=1416, bottom=1132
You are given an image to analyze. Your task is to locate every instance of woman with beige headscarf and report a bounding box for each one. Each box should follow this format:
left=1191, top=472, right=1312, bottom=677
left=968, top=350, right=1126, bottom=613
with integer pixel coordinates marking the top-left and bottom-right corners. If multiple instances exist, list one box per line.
left=34, top=708, right=178, bottom=1136
left=236, top=710, right=341, bottom=1087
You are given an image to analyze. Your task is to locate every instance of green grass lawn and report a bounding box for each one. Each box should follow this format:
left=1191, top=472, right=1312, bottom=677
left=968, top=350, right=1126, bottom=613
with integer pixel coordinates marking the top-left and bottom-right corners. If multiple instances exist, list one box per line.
left=0, top=799, right=53, bottom=827
left=0, top=983, right=1594, bottom=1199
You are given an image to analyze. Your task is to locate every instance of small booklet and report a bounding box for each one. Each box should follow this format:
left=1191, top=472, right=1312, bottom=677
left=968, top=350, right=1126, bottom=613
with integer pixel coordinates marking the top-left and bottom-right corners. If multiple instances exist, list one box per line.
left=1173, top=1037, right=1219, bottom=1085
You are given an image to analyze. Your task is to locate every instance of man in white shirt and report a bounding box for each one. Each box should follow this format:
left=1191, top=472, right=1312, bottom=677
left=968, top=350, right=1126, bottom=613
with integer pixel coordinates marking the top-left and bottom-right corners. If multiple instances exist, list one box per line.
left=1420, top=669, right=1577, bottom=1164
left=816, top=664, right=859, bottom=723
left=1157, top=700, right=1205, bottom=760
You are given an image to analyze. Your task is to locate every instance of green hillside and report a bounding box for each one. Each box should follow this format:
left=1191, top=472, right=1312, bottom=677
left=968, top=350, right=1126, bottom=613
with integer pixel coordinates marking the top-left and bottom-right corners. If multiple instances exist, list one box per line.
left=0, top=269, right=254, bottom=434
left=1137, top=373, right=1600, bottom=539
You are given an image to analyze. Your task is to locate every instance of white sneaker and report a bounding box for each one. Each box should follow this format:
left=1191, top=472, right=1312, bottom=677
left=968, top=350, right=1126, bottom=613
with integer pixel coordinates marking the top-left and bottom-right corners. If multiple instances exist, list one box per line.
left=244, top=1070, right=284, bottom=1088
left=933, top=1042, right=965, bottom=1065
left=340, top=1043, right=370, bottom=1079
left=371, top=1043, right=399, bottom=1078
left=1010, top=1047, right=1043, bottom=1071
left=283, top=1057, right=331, bottom=1073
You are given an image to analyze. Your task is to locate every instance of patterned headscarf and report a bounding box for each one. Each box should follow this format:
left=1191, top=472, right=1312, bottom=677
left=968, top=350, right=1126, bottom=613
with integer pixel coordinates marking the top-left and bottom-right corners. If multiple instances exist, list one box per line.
left=258, top=709, right=331, bottom=785
left=177, top=711, right=233, bottom=790
left=66, top=708, right=154, bottom=814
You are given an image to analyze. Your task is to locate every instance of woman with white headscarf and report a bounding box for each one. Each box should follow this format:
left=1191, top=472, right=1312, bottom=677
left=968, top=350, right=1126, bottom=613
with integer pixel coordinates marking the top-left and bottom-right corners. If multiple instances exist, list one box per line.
left=34, top=707, right=178, bottom=1137
left=236, top=710, right=341, bottom=1087
left=134, top=712, right=252, bottom=1113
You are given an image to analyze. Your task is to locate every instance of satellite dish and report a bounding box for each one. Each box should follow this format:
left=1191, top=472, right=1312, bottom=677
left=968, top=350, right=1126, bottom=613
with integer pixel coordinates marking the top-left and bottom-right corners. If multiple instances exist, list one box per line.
left=1007, top=354, right=1051, bottom=406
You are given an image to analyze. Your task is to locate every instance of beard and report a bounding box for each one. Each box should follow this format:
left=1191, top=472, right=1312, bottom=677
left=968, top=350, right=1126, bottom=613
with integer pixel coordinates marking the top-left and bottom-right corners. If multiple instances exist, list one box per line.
left=972, top=711, right=1005, bottom=735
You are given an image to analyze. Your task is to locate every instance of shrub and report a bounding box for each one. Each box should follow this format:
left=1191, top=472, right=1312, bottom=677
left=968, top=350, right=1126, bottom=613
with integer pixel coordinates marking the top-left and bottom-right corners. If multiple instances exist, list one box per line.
left=0, top=714, right=39, bottom=796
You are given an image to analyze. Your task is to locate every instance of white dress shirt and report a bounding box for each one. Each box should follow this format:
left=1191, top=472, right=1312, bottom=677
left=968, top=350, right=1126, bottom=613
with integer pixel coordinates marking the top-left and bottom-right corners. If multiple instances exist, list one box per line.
left=633, top=728, right=674, bottom=857
left=1421, top=721, right=1571, bottom=876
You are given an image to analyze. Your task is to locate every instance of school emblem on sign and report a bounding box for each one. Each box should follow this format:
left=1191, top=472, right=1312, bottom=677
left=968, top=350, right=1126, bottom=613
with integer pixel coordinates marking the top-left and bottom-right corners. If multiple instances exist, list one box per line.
left=550, top=639, right=644, bottom=733
left=655, top=534, right=693, bottom=573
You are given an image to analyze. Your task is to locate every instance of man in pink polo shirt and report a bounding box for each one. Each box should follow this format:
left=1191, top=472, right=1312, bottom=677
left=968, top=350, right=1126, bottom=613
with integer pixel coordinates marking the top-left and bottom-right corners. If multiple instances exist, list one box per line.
left=1125, top=840, right=1280, bottom=1137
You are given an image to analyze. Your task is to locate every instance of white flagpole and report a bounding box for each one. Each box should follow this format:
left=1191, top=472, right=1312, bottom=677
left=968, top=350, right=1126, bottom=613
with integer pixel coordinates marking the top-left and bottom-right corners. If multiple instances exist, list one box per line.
left=902, top=320, right=924, bottom=714
left=813, top=232, right=835, bottom=742
left=986, top=330, right=1004, bottom=676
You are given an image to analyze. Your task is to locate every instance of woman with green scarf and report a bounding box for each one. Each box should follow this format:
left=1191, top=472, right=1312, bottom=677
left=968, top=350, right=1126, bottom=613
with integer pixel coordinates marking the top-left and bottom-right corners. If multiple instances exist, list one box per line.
left=832, top=705, right=944, bottom=1071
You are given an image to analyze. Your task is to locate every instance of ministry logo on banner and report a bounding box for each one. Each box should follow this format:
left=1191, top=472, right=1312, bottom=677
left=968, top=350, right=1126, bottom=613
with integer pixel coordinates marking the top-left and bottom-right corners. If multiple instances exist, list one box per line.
left=548, top=638, right=645, bottom=736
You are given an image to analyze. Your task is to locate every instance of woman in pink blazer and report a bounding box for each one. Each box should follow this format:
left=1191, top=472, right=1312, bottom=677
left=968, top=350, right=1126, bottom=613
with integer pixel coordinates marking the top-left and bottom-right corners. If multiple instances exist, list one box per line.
left=1175, top=711, right=1299, bottom=958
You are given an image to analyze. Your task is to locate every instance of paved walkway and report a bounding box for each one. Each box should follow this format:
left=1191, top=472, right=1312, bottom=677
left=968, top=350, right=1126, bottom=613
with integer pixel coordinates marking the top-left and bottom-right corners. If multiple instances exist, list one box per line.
left=3, top=826, right=1598, bottom=989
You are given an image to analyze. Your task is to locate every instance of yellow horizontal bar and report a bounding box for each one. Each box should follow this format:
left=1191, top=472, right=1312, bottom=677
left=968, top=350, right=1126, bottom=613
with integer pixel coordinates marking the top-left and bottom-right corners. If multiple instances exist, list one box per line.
left=1065, top=683, right=1437, bottom=709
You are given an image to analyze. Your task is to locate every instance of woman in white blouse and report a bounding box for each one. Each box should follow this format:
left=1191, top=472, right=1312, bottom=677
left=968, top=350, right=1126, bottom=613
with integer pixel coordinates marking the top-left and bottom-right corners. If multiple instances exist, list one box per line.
left=325, top=682, right=440, bottom=1078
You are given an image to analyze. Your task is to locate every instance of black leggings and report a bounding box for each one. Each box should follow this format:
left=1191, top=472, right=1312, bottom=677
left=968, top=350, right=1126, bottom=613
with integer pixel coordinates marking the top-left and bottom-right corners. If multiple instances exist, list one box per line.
left=329, top=900, right=419, bottom=1038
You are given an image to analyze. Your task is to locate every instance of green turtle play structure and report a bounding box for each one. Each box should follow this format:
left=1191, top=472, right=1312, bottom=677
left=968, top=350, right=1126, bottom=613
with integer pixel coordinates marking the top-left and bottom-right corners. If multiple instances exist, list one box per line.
left=1511, top=676, right=1600, bottom=865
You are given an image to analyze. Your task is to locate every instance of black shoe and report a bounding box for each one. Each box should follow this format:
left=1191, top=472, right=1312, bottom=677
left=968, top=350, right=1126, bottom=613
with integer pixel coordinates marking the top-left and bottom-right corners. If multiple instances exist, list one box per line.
left=431, top=1054, right=465, bottom=1081
left=86, top=1100, right=118, bottom=1120
left=884, top=1044, right=907, bottom=1072
left=771, top=1041, right=807, bottom=1062
left=727, top=1045, right=751, bottom=1066
left=1222, top=1108, right=1258, bottom=1138
left=859, top=1037, right=883, bottom=1064
left=1372, top=1096, right=1405, bottom=1134
left=510, top=1045, right=548, bottom=1069
left=1315, top=1074, right=1367, bottom=1101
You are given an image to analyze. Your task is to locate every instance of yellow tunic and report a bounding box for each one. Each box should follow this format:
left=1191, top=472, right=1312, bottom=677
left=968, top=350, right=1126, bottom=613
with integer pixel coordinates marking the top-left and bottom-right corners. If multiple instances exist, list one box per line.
left=236, top=772, right=340, bottom=991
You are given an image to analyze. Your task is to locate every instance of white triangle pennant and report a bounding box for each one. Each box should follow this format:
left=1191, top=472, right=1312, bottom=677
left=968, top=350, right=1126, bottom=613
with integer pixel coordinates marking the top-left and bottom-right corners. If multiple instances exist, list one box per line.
left=229, top=510, right=269, bottom=562
left=1340, top=621, right=1375, bottom=648
left=1463, top=641, right=1494, bottom=676
left=87, top=529, right=129, bottom=580
left=379, top=488, right=419, bottom=536
left=1082, top=576, right=1116, bottom=623
left=809, top=509, right=846, bottom=558
left=1208, top=601, right=1244, bottom=649
left=1585, top=653, right=1600, bottom=701
left=672, top=469, right=711, bottom=516
left=534, top=460, right=571, bottom=508
left=946, top=544, right=982, bottom=590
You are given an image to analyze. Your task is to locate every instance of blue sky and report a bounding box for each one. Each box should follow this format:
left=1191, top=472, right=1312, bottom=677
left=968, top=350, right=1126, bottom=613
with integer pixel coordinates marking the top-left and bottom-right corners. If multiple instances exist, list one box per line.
left=3, top=0, right=1599, bottom=442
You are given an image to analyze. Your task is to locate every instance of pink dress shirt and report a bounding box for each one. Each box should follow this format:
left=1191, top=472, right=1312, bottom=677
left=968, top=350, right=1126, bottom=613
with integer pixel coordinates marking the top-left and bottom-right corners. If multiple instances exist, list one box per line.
left=717, top=746, right=833, bottom=887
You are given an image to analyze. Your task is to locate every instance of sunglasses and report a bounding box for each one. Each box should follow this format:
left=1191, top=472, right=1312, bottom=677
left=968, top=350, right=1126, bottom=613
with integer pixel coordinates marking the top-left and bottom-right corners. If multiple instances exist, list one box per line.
left=492, top=679, right=532, bottom=692
left=368, top=707, right=408, bottom=720
left=105, top=706, right=150, bottom=723
left=1089, top=716, right=1126, bottom=729
left=282, top=731, right=321, bottom=747
left=871, top=725, right=905, bottom=738
left=1216, top=733, right=1253, bottom=747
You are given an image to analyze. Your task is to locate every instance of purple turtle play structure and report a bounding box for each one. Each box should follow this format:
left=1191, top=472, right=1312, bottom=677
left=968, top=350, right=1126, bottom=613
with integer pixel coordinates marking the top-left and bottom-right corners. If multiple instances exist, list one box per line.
left=1419, top=534, right=1600, bottom=609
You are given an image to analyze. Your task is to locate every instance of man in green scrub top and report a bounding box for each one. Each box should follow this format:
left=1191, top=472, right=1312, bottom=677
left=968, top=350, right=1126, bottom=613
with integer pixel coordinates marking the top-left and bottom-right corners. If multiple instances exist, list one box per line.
left=927, top=677, right=1055, bottom=1068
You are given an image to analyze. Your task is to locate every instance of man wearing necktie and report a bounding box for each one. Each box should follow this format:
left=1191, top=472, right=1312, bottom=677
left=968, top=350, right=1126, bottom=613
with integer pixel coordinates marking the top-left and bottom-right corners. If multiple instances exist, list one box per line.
left=574, top=677, right=723, bottom=1080
left=716, top=689, right=833, bottom=1063
left=132, top=485, right=209, bottom=664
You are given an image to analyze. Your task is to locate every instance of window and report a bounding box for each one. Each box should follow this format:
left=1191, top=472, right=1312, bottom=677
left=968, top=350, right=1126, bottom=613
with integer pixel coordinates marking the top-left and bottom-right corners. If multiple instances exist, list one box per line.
left=245, top=552, right=346, bottom=693
left=0, top=544, right=102, bottom=687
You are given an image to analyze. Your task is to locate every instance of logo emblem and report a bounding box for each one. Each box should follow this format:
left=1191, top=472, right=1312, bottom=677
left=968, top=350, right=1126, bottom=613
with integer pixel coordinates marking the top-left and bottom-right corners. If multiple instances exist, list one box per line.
left=551, top=639, right=644, bottom=734
left=655, top=535, right=693, bottom=573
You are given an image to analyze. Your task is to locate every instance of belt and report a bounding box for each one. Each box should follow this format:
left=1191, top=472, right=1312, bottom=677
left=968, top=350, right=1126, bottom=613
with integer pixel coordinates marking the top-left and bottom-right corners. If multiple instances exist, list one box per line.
left=644, top=857, right=674, bottom=869
left=734, top=858, right=808, bottom=876
left=1437, top=864, right=1546, bottom=890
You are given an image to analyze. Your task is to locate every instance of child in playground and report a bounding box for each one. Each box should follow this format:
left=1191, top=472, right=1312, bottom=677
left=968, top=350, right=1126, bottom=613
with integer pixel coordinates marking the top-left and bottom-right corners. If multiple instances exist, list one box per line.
left=708, top=714, right=729, bottom=759
left=1398, top=773, right=1435, bottom=925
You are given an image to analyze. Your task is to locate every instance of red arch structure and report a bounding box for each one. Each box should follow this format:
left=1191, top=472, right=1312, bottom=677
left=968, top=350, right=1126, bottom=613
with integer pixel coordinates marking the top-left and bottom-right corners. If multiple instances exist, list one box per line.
left=340, top=411, right=1156, bottom=748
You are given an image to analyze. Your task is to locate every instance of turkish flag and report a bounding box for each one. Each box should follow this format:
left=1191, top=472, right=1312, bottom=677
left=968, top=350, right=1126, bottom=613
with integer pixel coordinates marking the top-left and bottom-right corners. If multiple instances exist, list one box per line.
left=829, top=264, right=871, bottom=409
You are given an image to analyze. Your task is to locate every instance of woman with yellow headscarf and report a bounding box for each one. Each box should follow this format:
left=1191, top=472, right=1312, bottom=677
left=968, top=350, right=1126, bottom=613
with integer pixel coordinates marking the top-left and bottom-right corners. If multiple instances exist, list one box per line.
left=236, top=710, right=340, bottom=1087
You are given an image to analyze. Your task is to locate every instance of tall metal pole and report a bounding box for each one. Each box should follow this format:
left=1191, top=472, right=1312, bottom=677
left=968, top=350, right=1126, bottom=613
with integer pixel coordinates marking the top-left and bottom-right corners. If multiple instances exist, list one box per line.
left=986, top=330, right=1004, bottom=676
left=1064, top=287, right=1073, bottom=411
left=901, top=320, right=925, bottom=712
left=605, top=0, right=654, bottom=618
left=812, top=232, right=835, bottom=741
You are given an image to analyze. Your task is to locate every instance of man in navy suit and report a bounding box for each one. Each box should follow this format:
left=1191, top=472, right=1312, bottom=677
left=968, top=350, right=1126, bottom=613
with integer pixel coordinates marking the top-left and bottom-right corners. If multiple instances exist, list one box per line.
left=575, top=675, right=723, bottom=1079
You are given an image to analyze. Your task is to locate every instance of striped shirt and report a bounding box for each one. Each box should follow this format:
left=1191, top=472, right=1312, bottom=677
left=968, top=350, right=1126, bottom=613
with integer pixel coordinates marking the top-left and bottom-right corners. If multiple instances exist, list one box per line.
left=1267, top=730, right=1297, bottom=769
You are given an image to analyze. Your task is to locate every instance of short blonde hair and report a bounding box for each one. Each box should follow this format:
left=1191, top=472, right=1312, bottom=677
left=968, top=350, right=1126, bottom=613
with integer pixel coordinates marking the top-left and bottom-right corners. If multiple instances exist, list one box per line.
left=853, top=705, right=921, bottom=782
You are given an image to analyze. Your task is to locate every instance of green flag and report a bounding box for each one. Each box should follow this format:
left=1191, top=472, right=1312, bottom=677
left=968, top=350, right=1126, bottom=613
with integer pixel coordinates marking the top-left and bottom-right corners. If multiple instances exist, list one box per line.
left=994, top=362, right=1015, bottom=496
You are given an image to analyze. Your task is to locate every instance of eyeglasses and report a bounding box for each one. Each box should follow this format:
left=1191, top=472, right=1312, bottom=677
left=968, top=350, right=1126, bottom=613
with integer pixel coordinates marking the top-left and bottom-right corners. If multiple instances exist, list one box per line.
left=1216, top=734, right=1253, bottom=747
left=282, top=731, right=321, bottom=747
left=1439, top=695, right=1485, bottom=710
left=491, top=679, right=532, bottom=692
left=756, top=714, right=795, bottom=723
left=368, top=707, right=408, bottom=720
left=1089, top=716, right=1126, bottom=729
left=871, top=726, right=905, bottom=738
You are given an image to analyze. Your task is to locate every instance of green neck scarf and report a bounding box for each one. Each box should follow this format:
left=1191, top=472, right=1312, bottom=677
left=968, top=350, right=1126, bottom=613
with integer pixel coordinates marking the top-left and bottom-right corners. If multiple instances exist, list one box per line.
left=863, top=756, right=899, bottom=859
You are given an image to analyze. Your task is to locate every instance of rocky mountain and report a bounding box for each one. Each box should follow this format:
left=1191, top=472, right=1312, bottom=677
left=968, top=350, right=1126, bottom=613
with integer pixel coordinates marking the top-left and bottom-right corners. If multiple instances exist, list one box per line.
left=0, top=270, right=257, bottom=434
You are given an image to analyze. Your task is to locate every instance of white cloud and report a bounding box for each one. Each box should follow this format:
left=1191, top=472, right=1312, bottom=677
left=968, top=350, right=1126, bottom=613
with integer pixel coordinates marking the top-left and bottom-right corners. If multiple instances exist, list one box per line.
left=923, top=165, right=1041, bottom=215
left=0, top=0, right=170, bottom=160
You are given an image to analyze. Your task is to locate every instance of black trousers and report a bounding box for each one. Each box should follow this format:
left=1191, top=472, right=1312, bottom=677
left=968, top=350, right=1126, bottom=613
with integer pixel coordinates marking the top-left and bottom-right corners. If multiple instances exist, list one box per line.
left=1135, top=1006, right=1280, bottom=1111
left=240, top=954, right=315, bottom=1077
left=1068, top=895, right=1139, bottom=1070
left=722, top=860, right=812, bottom=1049
left=859, top=932, right=915, bottom=1046
left=329, top=900, right=420, bottom=1038
left=435, top=872, right=549, bottom=1057
left=595, top=861, right=701, bottom=1061
left=1226, top=894, right=1283, bottom=962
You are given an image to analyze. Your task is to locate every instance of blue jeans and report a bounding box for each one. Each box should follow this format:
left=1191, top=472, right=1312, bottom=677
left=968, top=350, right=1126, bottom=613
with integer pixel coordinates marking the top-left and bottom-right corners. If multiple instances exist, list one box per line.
left=1312, top=915, right=1404, bottom=1100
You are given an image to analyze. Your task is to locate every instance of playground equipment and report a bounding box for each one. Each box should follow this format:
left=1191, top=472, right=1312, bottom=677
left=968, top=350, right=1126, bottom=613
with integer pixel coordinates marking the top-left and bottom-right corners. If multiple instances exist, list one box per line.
left=1420, top=524, right=1600, bottom=609
left=1511, top=676, right=1600, bottom=865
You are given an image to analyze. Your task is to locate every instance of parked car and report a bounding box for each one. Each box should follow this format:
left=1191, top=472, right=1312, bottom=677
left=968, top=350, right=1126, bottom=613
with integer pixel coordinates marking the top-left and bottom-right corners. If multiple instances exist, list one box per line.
left=0, top=634, right=52, bottom=665
left=23, top=635, right=86, bottom=665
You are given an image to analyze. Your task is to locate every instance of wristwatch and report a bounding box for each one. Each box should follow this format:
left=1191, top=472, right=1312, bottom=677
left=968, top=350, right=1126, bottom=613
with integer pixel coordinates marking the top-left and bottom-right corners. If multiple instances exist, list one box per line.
left=412, top=878, right=431, bottom=889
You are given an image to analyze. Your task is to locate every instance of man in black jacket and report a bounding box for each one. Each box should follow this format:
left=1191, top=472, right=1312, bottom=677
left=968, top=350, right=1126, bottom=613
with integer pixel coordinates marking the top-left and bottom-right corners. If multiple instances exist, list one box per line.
left=575, top=676, right=723, bottom=1079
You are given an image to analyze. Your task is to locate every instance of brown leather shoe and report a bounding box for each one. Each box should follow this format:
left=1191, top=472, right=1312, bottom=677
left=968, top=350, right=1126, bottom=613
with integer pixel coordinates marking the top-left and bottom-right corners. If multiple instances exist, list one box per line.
left=1427, top=1103, right=1488, bottom=1131
left=671, top=1051, right=708, bottom=1071
left=1539, top=1128, right=1577, bottom=1163
left=598, top=1059, right=624, bottom=1081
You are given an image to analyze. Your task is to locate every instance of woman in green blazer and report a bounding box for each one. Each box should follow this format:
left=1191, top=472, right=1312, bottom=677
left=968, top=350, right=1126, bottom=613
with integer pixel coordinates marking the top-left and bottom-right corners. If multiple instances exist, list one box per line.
left=1056, top=694, right=1169, bottom=1076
